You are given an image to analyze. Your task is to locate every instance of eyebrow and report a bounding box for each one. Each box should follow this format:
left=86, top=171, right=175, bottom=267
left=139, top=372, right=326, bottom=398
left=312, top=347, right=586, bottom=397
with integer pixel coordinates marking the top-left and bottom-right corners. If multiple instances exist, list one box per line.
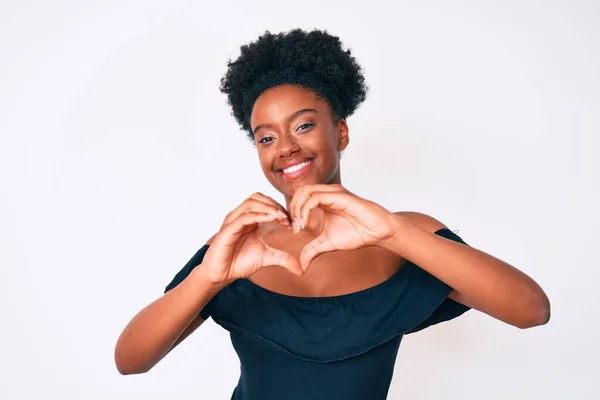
left=252, top=108, right=318, bottom=136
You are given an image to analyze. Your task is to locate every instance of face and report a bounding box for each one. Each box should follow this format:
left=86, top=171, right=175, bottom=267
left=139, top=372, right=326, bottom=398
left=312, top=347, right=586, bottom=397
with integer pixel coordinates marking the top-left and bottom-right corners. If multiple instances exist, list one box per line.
left=250, top=84, right=349, bottom=202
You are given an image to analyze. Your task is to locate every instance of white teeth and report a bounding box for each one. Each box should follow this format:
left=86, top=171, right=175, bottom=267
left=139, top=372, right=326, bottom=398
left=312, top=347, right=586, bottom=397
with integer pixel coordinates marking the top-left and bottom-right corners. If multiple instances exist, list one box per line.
left=282, top=159, right=312, bottom=174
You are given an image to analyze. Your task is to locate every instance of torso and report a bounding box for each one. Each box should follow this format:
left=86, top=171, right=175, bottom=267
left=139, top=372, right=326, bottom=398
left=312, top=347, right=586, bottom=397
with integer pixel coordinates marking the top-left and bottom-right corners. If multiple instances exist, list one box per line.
left=250, top=220, right=406, bottom=297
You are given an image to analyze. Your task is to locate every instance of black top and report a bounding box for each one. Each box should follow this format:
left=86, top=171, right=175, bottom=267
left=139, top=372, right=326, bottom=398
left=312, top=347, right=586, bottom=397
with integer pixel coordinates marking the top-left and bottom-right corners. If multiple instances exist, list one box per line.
left=164, top=228, right=470, bottom=399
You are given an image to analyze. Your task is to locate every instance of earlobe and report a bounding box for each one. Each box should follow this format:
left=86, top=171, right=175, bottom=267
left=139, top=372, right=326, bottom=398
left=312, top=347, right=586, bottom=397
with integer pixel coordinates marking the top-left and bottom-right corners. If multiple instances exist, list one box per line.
left=337, top=119, right=350, bottom=151
left=339, top=136, right=349, bottom=150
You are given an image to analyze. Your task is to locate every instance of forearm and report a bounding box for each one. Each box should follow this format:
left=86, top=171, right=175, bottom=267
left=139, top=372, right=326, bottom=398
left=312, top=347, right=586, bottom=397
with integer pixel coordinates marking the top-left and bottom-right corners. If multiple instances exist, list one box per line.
left=114, top=265, right=226, bottom=374
left=381, top=216, right=550, bottom=328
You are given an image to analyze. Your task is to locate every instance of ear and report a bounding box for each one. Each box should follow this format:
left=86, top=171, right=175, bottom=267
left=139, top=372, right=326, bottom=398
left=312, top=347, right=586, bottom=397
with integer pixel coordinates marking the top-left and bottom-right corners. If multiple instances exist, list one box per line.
left=336, top=119, right=350, bottom=151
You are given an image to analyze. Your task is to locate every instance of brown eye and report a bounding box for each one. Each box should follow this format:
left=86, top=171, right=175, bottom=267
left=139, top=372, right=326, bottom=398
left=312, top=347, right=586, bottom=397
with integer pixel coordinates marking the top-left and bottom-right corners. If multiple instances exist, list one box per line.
left=297, top=123, right=314, bottom=131
left=258, top=136, right=274, bottom=144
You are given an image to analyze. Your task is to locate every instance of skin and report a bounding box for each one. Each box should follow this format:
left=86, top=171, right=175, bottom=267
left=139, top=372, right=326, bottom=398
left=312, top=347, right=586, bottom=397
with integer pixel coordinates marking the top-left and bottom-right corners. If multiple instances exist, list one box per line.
left=114, top=83, right=550, bottom=375
left=247, top=84, right=550, bottom=328
left=251, top=84, right=349, bottom=203
left=248, top=84, right=400, bottom=296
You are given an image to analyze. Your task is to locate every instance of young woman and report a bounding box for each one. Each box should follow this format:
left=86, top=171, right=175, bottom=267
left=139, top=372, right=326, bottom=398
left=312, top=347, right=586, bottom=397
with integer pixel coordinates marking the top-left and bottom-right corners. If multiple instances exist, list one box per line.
left=114, top=28, right=550, bottom=399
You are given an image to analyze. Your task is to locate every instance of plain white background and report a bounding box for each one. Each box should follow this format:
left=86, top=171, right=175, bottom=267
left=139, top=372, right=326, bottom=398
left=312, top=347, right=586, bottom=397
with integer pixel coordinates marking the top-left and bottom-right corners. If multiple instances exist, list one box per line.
left=1, top=0, right=598, bottom=398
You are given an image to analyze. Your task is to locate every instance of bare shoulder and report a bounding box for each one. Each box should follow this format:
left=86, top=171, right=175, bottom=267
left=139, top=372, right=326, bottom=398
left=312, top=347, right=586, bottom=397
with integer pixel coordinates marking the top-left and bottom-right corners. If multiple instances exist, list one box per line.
left=393, top=211, right=448, bottom=233
left=206, top=234, right=217, bottom=245
left=394, top=212, right=464, bottom=301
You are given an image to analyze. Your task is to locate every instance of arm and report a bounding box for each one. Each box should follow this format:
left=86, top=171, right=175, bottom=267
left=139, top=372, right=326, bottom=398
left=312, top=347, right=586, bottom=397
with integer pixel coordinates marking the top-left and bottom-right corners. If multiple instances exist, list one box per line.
left=114, top=235, right=224, bottom=375
left=114, top=264, right=226, bottom=375
left=381, top=212, right=550, bottom=329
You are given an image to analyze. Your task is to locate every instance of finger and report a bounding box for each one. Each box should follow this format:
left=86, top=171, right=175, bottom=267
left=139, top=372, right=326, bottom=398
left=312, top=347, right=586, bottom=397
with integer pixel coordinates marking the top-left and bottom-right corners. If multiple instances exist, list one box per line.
left=249, top=193, right=289, bottom=218
left=261, top=244, right=304, bottom=277
left=289, top=184, right=334, bottom=231
left=291, top=185, right=343, bottom=230
left=247, top=194, right=289, bottom=223
left=225, top=198, right=289, bottom=226
left=226, top=198, right=281, bottom=221
left=288, top=185, right=306, bottom=232
left=298, top=192, right=349, bottom=231
left=241, top=198, right=289, bottom=223
left=299, top=234, right=336, bottom=271
left=247, top=196, right=290, bottom=227
left=219, top=212, right=279, bottom=245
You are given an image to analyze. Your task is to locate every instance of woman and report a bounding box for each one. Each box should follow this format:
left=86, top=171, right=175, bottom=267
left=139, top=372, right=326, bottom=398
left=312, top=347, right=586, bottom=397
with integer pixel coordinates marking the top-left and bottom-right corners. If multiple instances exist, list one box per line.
left=114, top=28, right=550, bottom=399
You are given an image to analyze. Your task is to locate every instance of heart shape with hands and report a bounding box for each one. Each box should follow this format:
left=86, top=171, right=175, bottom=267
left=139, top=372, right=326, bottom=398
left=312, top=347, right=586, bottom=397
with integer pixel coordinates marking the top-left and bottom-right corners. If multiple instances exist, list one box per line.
left=202, top=184, right=399, bottom=285
left=287, top=184, right=398, bottom=269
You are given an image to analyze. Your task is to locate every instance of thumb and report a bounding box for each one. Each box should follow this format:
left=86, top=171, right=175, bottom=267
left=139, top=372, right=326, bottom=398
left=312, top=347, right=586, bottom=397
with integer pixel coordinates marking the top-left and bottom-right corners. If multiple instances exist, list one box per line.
left=262, top=244, right=303, bottom=277
left=299, top=235, right=334, bottom=272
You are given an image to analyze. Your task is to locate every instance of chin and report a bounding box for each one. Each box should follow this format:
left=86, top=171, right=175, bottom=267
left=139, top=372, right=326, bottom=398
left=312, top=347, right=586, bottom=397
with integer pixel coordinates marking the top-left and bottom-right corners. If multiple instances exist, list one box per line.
left=269, top=177, right=311, bottom=198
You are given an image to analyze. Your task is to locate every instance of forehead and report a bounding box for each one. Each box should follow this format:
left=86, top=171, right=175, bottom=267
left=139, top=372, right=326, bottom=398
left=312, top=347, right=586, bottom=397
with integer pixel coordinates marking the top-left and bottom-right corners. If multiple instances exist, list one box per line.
left=250, top=84, right=329, bottom=126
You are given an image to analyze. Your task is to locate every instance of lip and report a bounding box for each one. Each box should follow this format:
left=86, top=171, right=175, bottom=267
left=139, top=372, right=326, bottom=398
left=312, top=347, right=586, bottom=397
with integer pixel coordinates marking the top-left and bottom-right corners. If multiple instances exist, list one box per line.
left=277, top=158, right=315, bottom=180
left=276, top=157, right=315, bottom=172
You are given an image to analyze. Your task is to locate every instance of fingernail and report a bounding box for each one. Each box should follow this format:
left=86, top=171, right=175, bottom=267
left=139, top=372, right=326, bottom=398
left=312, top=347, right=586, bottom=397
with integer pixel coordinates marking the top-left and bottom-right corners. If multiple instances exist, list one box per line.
left=277, top=210, right=287, bottom=219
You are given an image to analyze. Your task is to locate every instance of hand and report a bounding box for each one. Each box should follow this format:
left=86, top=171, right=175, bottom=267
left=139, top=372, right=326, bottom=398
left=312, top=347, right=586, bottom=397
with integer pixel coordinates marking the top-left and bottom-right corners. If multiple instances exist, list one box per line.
left=288, top=184, right=396, bottom=270
left=202, top=193, right=303, bottom=284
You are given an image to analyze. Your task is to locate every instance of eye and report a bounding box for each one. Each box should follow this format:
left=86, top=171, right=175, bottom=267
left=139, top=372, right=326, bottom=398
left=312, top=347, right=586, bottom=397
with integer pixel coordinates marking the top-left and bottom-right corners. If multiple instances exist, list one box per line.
left=297, top=123, right=314, bottom=131
left=258, top=136, right=274, bottom=144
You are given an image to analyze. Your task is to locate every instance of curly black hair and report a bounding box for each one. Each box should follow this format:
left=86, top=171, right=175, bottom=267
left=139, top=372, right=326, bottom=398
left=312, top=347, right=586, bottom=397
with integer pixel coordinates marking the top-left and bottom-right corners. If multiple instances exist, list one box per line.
left=219, top=28, right=368, bottom=141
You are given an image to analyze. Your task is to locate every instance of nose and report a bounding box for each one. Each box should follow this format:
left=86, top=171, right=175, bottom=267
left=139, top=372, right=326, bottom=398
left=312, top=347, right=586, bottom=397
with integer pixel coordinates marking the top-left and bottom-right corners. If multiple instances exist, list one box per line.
left=277, top=133, right=300, bottom=158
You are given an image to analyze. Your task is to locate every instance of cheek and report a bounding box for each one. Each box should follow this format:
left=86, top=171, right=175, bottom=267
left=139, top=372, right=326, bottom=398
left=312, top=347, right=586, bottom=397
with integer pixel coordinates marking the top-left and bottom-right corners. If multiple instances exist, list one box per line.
left=257, top=151, right=277, bottom=176
left=318, top=135, right=340, bottom=162
left=258, top=154, right=270, bottom=173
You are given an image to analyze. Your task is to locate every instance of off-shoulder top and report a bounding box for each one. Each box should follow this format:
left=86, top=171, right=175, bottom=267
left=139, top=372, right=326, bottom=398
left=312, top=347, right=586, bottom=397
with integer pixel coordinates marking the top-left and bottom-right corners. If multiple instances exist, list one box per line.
left=164, top=228, right=470, bottom=399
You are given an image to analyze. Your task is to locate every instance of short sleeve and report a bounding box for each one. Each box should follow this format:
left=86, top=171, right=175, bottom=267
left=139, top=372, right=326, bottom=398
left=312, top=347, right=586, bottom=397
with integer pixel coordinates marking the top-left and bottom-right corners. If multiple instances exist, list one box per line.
left=164, top=244, right=216, bottom=320
left=404, top=228, right=471, bottom=334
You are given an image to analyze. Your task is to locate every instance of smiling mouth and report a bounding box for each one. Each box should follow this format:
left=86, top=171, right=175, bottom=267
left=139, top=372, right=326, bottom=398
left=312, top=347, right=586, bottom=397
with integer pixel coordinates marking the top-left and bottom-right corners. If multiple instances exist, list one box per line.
left=278, top=158, right=315, bottom=178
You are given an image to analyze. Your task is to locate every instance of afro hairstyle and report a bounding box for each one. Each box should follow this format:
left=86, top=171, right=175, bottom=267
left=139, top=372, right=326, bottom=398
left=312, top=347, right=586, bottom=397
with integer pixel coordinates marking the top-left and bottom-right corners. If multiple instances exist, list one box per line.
left=219, top=28, right=368, bottom=141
